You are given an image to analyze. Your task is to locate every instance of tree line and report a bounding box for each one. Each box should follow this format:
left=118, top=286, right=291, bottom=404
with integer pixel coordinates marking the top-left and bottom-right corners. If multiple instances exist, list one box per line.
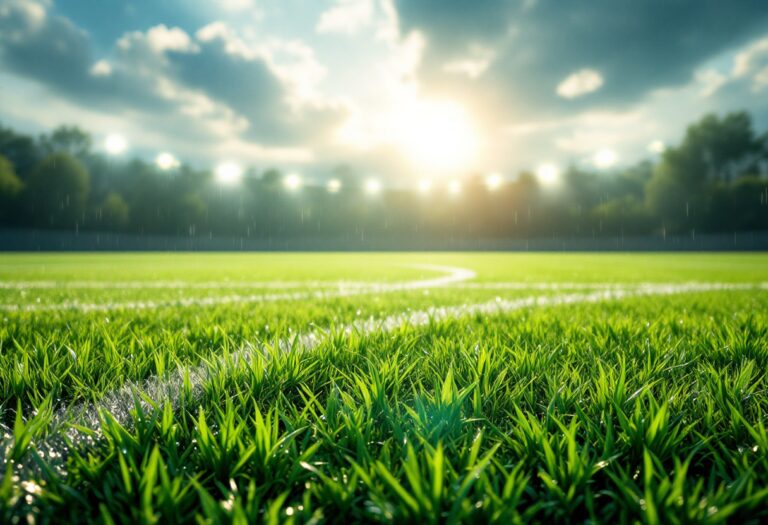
left=1, top=111, right=767, bottom=241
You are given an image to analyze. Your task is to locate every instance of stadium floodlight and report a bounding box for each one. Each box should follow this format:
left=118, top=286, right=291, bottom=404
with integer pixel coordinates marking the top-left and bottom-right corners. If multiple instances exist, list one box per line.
left=448, top=179, right=462, bottom=196
left=536, top=163, right=560, bottom=186
left=215, top=162, right=243, bottom=185
left=327, top=178, right=342, bottom=193
left=593, top=148, right=618, bottom=168
left=284, top=173, right=303, bottom=191
left=647, top=140, right=665, bottom=154
left=155, top=152, right=180, bottom=171
left=364, top=178, right=381, bottom=195
left=417, top=179, right=432, bottom=194
left=485, top=173, right=503, bottom=191
left=104, top=134, right=128, bottom=155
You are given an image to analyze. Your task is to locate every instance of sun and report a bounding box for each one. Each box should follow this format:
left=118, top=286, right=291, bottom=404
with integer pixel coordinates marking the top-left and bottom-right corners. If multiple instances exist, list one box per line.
left=394, top=100, right=479, bottom=176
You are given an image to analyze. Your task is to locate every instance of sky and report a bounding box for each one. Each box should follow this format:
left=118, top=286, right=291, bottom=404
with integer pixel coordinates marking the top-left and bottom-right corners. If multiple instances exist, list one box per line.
left=1, top=0, right=768, bottom=185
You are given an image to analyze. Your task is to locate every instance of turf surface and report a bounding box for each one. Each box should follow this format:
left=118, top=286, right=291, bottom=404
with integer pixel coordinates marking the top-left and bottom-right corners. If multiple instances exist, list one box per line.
left=1, top=253, right=767, bottom=524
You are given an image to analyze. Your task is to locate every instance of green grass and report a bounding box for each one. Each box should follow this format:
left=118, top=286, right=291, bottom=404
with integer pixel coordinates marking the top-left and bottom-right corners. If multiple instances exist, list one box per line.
left=1, top=253, right=768, bottom=524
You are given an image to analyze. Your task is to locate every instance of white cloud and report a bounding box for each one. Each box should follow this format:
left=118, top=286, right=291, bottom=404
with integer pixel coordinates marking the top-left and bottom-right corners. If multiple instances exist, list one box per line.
left=0, top=0, right=47, bottom=41
left=261, top=38, right=328, bottom=105
left=556, top=68, right=604, bottom=99
left=0, top=0, right=45, bottom=24
left=375, top=0, right=400, bottom=43
left=195, top=21, right=260, bottom=59
left=195, top=22, right=329, bottom=106
left=196, top=21, right=230, bottom=43
left=90, top=59, right=112, bottom=77
left=731, top=36, right=768, bottom=92
left=442, top=45, right=495, bottom=79
left=143, top=24, right=196, bottom=53
left=732, top=37, right=768, bottom=77
left=753, top=66, right=768, bottom=91
left=695, top=68, right=727, bottom=97
left=118, top=24, right=198, bottom=54
left=316, top=0, right=374, bottom=35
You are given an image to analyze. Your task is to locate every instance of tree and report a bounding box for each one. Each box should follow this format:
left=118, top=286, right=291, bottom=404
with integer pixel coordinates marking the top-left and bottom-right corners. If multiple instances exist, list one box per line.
left=646, top=111, right=767, bottom=232
left=260, top=168, right=283, bottom=190
left=99, top=192, right=130, bottom=229
left=0, top=154, right=23, bottom=223
left=177, top=192, right=207, bottom=231
left=39, top=126, right=92, bottom=159
left=645, top=160, right=692, bottom=230
left=727, top=177, right=768, bottom=231
left=665, top=112, right=764, bottom=184
left=25, top=153, right=90, bottom=228
left=0, top=125, right=39, bottom=177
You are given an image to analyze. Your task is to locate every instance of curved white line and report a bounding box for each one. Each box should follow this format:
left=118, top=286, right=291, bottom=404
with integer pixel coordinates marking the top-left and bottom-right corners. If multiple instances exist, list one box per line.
left=0, top=265, right=477, bottom=313
left=451, top=281, right=758, bottom=291
left=0, top=280, right=374, bottom=290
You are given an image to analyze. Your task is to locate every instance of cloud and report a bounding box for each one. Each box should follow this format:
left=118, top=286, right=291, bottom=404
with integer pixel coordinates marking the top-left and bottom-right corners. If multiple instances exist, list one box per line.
left=0, top=1, right=173, bottom=115
left=0, top=0, right=93, bottom=95
left=754, top=68, right=768, bottom=92
left=393, top=0, right=510, bottom=57
left=117, top=24, right=198, bottom=54
left=497, top=33, right=768, bottom=171
left=316, top=0, right=374, bottom=35
left=393, top=0, right=768, bottom=118
left=695, top=69, right=728, bottom=98
left=732, top=36, right=768, bottom=92
left=90, top=59, right=112, bottom=77
left=442, top=45, right=495, bottom=79
left=556, top=69, right=604, bottom=99
left=0, top=1, right=345, bottom=164
left=2, top=0, right=768, bottom=180
left=260, top=38, right=328, bottom=104
left=0, top=0, right=45, bottom=25
left=732, top=37, right=768, bottom=76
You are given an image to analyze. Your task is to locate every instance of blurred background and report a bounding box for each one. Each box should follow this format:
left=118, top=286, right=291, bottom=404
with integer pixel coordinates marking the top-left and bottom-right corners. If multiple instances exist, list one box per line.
left=1, top=0, right=767, bottom=249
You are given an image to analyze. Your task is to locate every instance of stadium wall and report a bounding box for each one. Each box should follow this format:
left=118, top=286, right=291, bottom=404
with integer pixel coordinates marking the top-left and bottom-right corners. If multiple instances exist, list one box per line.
left=2, top=229, right=768, bottom=251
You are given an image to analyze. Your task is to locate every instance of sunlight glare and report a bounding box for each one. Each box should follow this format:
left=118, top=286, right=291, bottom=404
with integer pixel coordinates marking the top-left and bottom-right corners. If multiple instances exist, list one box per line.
left=327, top=178, right=342, bottom=193
left=395, top=100, right=479, bottom=176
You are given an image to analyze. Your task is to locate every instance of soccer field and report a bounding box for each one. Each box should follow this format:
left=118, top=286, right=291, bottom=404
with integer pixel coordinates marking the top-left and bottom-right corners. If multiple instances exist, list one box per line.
left=2, top=253, right=768, bottom=523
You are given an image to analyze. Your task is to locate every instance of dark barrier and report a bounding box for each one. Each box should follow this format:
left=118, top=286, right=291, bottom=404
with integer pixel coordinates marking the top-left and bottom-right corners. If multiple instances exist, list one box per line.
left=1, top=229, right=767, bottom=251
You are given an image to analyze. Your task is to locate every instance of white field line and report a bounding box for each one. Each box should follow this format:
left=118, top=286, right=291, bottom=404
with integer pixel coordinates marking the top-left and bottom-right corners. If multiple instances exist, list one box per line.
left=4, top=280, right=765, bottom=291
left=0, top=280, right=375, bottom=290
left=5, top=279, right=759, bottom=481
left=0, top=265, right=476, bottom=313
left=452, top=281, right=767, bottom=291
left=5, top=278, right=763, bottom=314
